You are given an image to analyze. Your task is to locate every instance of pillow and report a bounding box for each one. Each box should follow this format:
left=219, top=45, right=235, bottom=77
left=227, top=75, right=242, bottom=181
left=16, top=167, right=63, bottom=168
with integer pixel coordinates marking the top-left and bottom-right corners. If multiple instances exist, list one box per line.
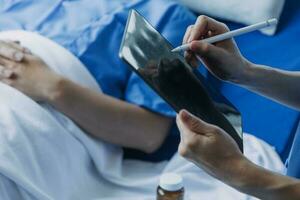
left=178, top=0, right=286, bottom=35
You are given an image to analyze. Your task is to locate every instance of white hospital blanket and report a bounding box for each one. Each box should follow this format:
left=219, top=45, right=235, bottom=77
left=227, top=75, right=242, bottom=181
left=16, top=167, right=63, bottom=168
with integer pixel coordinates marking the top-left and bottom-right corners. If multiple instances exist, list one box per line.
left=0, top=31, right=285, bottom=200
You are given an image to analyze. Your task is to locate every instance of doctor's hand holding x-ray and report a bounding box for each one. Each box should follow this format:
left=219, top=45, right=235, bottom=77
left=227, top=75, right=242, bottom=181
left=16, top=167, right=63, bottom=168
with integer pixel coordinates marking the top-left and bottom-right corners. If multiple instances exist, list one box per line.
left=176, top=15, right=300, bottom=199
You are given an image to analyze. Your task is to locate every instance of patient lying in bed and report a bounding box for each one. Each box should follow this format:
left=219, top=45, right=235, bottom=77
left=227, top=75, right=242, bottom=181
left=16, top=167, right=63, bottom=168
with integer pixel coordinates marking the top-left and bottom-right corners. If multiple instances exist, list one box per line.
left=0, top=30, right=285, bottom=200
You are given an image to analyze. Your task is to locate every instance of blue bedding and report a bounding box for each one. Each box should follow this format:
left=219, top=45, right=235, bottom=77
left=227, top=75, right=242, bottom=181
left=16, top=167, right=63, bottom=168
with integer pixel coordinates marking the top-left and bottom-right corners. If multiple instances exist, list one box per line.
left=0, top=0, right=299, bottom=160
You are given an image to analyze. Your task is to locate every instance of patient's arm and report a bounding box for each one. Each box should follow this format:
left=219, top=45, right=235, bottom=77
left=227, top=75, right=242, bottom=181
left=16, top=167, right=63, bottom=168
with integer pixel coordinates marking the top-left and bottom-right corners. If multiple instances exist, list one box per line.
left=0, top=42, right=172, bottom=153
left=47, top=77, right=172, bottom=153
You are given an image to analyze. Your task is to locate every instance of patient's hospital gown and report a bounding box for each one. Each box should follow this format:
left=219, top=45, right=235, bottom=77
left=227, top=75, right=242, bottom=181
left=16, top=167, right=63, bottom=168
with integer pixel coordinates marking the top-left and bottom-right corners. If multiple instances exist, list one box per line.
left=0, top=1, right=285, bottom=200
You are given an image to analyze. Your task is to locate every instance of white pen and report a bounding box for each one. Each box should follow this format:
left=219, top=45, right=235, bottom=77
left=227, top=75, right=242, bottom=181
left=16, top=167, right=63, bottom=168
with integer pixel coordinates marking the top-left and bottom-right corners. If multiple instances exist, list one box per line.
left=171, top=18, right=278, bottom=53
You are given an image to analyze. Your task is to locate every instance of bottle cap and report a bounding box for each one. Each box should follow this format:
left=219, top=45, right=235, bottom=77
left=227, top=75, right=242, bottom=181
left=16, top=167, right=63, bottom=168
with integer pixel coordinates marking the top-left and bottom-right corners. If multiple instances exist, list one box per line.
left=159, top=173, right=183, bottom=191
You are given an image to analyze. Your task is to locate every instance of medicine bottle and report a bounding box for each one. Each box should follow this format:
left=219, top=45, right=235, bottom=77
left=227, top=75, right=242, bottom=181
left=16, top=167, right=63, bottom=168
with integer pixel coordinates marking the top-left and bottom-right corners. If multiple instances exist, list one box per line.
left=156, top=173, right=185, bottom=200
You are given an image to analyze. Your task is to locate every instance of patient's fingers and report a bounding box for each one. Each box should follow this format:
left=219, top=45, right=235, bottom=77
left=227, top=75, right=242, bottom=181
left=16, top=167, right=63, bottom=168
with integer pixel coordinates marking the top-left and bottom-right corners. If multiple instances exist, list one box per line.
left=0, top=65, right=13, bottom=79
left=0, top=41, right=24, bottom=62
left=0, top=55, right=16, bottom=69
left=5, top=40, right=24, bottom=52
left=6, top=40, right=32, bottom=54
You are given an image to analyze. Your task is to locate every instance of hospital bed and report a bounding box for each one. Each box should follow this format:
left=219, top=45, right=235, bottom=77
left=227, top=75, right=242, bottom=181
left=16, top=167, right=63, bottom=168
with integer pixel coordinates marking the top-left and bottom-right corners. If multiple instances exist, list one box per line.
left=0, top=0, right=299, bottom=162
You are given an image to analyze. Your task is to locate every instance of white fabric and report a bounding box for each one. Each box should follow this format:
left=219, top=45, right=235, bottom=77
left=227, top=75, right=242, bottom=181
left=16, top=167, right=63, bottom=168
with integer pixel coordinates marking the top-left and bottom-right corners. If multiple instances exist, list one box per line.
left=0, top=31, right=285, bottom=200
left=178, top=0, right=286, bottom=35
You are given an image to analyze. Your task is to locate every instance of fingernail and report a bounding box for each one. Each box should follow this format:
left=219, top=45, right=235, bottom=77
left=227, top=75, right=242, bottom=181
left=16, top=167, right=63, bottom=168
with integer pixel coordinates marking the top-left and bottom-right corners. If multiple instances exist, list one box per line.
left=13, top=52, right=24, bottom=61
left=180, top=110, right=192, bottom=122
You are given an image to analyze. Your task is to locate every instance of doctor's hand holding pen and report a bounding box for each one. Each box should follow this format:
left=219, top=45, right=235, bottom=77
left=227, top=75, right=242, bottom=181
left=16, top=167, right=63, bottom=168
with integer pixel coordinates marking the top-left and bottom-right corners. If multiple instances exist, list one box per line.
left=182, top=15, right=250, bottom=84
left=176, top=15, right=300, bottom=200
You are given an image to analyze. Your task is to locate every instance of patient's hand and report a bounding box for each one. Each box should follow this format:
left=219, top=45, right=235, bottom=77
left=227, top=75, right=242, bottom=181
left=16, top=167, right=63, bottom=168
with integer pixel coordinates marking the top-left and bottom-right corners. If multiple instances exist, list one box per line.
left=0, top=41, right=62, bottom=101
left=0, top=40, right=31, bottom=61
left=183, top=16, right=251, bottom=84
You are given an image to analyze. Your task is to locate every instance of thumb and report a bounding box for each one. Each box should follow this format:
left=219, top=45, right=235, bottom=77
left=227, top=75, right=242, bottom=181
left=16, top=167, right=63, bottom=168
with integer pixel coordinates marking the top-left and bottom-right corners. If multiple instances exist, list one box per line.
left=189, top=41, right=224, bottom=60
left=179, top=110, right=210, bottom=134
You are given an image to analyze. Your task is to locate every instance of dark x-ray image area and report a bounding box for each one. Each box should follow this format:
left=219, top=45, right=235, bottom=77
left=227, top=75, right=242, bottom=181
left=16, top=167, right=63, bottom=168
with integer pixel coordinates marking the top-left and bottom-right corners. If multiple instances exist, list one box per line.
left=119, top=10, right=243, bottom=151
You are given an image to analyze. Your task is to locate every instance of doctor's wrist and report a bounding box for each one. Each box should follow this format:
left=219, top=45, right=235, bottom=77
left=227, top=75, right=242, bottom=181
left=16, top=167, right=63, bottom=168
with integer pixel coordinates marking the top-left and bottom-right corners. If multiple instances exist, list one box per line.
left=233, top=61, right=257, bottom=86
left=217, top=155, right=252, bottom=187
left=225, top=157, right=300, bottom=200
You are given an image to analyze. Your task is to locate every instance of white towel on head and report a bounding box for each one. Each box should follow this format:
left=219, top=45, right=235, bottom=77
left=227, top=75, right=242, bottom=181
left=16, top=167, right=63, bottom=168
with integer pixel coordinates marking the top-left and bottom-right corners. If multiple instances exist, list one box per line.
left=0, top=31, right=285, bottom=200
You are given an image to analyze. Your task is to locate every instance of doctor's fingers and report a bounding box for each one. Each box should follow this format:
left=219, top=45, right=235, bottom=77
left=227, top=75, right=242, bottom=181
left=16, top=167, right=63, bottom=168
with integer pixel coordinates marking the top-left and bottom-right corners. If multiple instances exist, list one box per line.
left=176, top=113, right=198, bottom=143
left=184, top=51, right=200, bottom=68
left=189, top=15, right=229, bottom=43
left=185, top=30, right=215, bottom=68
left=183, top=25, right=194, bottom=45
left=183, top=24, right=202, bottom=67
left=183, top=26, right=197, bottom=66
